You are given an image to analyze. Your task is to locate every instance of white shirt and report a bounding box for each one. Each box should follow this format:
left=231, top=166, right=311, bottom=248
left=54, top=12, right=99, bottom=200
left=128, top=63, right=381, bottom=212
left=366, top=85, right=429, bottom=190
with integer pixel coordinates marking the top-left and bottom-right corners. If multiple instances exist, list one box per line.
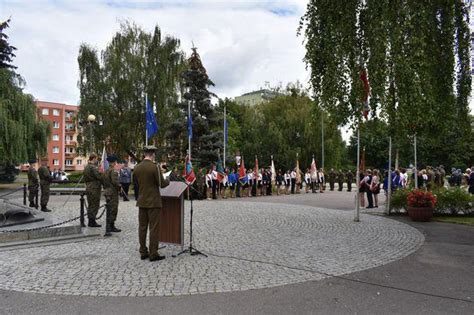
left=290, top=171, right=296, bottom=179
left=211, top=170, right=218, bottom=180
left=284, top=173, right=291, bottom=182
left=305, top=173, right=311, bottom=183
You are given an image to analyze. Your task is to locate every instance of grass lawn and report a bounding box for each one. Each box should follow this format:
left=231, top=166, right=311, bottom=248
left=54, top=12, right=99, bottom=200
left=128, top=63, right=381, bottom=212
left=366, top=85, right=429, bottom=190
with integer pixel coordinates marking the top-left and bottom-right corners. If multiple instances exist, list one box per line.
left=433, top=216, right=474, bottom=225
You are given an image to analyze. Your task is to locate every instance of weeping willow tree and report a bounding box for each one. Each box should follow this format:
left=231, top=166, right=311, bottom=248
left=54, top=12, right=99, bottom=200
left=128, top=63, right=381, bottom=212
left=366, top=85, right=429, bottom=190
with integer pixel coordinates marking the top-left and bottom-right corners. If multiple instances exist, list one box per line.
left=0, top=19, right=50, bottom=182
left=299, top=0, right=472, bottom=168
left=77, top=21, right=185, bottom=158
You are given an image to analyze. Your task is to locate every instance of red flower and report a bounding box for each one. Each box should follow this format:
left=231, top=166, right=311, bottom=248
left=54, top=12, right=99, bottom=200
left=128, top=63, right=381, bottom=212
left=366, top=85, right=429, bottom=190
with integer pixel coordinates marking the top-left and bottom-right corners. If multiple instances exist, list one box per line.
left=407, top=189, right=437, bottom=208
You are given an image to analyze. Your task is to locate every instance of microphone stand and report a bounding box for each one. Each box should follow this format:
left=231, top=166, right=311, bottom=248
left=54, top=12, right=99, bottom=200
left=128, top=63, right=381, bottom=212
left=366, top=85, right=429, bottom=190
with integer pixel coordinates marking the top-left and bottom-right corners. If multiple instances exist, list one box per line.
left=173, top=176, right=207, bottom=258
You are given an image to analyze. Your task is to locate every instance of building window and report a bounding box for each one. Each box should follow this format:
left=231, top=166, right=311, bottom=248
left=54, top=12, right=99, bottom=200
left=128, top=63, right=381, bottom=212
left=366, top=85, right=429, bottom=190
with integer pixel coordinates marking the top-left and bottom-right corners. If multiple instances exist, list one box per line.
left=65, top=147, right=74, bottom=153
left=65, top=159, right=73, bottom=166
left=53, top=121, right=59, bottom=129
left=66, top=111, right=74, bottom=120
left=53, top=159, right=59, bottom=166
left=66, top=123, right=75, bottom=130
left=52, top=134, right=59, bottom=141
left=65, top=135, right=73, bottom=141
left=76, top=159, right=82, bottom=165
left=41, top=108, right=49, bottom=115
left=52, top=146, right=59, bottom=154
left=53, top=109, right=60, bottom=116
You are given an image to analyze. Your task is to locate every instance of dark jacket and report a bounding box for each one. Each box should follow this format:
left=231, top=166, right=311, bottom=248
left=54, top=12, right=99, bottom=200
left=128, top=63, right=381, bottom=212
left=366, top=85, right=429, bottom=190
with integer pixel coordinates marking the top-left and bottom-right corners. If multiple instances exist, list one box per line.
left=38, top=166, right=52, bottom=184
left=133, top=159, right=169, bottom=208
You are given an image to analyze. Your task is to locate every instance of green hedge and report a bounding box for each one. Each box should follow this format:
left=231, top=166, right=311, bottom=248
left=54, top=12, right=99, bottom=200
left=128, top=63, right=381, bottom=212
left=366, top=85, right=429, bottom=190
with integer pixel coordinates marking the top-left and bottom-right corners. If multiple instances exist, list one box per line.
left=66, top=172, right=83, bottom=182
left=390, top=188, right=473, bottom=215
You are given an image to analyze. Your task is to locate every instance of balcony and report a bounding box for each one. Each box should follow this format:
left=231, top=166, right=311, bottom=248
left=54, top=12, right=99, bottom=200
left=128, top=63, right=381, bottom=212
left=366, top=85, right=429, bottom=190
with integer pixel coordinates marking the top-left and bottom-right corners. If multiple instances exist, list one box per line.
left=65, top=165, right=76, bottom=171
left=65, top=128, right=76, bottom=133
left=65, top=140, right=77, bottom=146
left=65, top=152, right=77, bottom=158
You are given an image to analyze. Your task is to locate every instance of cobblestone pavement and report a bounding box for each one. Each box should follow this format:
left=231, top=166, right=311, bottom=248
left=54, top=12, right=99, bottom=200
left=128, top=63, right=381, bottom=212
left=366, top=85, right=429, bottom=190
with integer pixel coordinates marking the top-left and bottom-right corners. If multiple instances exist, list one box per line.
left=0, top=197, right=424, bottom=297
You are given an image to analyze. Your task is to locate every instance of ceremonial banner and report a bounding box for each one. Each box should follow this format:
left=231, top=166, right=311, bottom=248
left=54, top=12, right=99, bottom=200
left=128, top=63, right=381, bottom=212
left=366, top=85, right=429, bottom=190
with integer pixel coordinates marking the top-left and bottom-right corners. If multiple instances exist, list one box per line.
left=146, top=99, right=158, bottom=139
left=183, top=155, right=196, bottom=185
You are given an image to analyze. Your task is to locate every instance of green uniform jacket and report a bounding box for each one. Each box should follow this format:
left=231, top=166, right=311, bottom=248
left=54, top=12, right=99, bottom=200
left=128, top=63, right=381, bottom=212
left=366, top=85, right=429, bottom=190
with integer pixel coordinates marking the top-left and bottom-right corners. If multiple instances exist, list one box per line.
left=103, top=168, right=120, bottom=196
left=83, top=163, right=104, bottom=189
left=38, top=166, right=52, bottom=185
left=133, top=159, right=169, bottom=208
left=27, top=167, right=39, bottom=186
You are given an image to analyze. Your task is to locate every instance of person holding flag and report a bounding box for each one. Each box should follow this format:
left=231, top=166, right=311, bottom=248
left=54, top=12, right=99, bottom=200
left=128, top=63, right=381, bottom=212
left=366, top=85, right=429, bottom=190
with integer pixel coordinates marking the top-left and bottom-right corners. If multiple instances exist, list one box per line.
left=310, top=155, right=318, bottom=193
left=238, top=156, right=247, bottom=198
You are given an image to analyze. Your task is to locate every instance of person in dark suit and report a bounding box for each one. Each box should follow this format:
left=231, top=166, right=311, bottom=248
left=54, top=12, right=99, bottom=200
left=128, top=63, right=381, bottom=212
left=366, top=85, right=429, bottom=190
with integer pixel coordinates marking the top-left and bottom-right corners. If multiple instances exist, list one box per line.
left=133, top=146, right=170, bottom=262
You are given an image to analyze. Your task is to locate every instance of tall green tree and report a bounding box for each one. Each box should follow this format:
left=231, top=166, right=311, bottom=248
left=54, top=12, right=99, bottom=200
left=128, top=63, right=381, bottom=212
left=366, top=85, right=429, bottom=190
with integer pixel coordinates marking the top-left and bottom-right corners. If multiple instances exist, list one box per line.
left=0, top=19, right=50, bottom=182
left=299, top=0, right=472, bottom=168
left=167, top=47, right=221, bottom=166
left=77, top=22, right=184, bottom=158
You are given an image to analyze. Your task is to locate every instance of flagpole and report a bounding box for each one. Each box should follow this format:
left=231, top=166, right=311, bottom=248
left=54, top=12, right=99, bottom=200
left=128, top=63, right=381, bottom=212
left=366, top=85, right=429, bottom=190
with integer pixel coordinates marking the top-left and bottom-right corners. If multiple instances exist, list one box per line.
left=145, top=93, right=148, bottom=147
left=355, top=123, right=360, bottom=222
left=386, top=137, right=392, bottom=215
left=321, top=113, right=324, bottom=170
left=223, top=105, right=226, bottom=169
left=188, top=99, right=192, bottom=159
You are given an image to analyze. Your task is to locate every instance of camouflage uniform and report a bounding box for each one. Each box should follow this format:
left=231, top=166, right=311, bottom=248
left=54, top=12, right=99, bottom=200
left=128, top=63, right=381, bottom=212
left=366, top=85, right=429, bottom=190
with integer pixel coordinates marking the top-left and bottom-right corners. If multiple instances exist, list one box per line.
left=27, top=166, right=39, bottom=207
left=337, top=171, right=345, bottom=191
left=103, top=167, right=120, bottom=227
left=83, top=162, right=104, bottom=222
left=328, top=169, right=336, bottom=191
left=346, top=170, right=354, bottom=192
left=38, top=166, right=52, bottom=210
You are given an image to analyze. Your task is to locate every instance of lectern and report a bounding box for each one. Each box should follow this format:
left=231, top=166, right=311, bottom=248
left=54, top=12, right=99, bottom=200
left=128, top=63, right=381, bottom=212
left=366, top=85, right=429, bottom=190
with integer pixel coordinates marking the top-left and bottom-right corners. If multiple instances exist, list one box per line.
left=159, top=181, right=187, bottom=246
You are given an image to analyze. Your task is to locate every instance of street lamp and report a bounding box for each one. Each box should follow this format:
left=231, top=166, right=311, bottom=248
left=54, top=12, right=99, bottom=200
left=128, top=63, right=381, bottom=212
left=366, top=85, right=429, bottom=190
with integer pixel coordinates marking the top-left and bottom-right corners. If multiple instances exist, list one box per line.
left=87, top=114, right=96, bottom=153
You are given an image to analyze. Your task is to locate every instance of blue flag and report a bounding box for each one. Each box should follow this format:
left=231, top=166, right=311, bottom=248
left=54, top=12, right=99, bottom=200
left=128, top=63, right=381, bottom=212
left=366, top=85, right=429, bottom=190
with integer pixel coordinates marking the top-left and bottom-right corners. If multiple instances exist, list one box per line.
left=187, top=111, right=193, bottom=139
left=146, top=100, right=158, bottom=139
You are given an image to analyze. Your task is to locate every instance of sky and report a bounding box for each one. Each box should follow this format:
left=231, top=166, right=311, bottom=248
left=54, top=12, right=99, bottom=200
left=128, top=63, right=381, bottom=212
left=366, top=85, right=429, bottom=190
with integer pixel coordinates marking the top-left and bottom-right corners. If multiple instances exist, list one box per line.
left=0, top=0, right=310, bottom=105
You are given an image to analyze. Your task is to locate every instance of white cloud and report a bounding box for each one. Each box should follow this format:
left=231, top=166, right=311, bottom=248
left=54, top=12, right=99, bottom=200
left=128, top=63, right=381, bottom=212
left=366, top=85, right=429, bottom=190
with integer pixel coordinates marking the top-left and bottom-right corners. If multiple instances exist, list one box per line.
left=1, top=0, right=310, bottom=105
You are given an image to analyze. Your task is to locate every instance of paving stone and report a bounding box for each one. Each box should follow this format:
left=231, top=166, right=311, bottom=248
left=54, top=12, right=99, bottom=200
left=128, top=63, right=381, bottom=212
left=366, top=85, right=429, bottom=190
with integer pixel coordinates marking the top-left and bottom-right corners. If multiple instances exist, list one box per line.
left=0, top=198, right=424, bottom=297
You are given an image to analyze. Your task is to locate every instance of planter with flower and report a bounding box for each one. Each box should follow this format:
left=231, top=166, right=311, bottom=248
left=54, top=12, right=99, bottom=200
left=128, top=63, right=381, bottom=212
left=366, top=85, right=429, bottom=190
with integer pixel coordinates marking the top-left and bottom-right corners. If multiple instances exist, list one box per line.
left=406, top=189, right=437, bottom=222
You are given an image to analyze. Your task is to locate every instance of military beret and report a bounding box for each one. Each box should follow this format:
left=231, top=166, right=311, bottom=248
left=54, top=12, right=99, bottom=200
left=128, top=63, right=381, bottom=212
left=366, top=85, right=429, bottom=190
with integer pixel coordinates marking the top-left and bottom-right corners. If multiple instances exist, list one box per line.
left=106, top=155, right=117, bottom=163
left=143, top=145, right=158, bottom=152
left=28, top=159, right=37, bottom=164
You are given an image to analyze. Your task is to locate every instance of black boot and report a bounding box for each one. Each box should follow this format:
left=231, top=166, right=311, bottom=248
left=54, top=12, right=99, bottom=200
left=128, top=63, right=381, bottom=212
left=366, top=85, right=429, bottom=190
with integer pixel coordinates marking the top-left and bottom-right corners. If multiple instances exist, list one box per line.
left=88, top=218, right=102, bottom=228
left=41, top=206, right=51, bottom=212
left=29, top=203, right=35, bottom=207
left=111, top=223, right=121, bottom=233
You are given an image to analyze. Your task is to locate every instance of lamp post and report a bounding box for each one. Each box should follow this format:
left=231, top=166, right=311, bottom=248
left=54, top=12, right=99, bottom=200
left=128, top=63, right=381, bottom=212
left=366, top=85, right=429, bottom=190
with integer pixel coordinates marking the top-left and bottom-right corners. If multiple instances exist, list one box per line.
left=87, top=114, right=96, bottom=153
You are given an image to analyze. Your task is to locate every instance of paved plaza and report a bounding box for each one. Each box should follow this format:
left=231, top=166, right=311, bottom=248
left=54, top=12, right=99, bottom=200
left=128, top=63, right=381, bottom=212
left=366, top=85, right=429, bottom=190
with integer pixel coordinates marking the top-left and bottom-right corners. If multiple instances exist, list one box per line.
left=0, top=193, right=424, bottom=297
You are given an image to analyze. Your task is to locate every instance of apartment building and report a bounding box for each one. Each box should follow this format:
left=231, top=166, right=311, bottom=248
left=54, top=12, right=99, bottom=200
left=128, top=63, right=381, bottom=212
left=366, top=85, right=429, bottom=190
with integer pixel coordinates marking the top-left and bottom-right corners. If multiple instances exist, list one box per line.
left=35, top=101, right=86, bottom=172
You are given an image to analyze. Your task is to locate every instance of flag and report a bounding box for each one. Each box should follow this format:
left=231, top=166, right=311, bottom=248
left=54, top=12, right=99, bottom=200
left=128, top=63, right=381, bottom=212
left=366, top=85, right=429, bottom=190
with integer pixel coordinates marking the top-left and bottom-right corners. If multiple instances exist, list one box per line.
left=360, top=147, right=366, bottom=172
left=146, top=99, right=158, bottom=139
left=270, top=156, right=276, bottom=185
left=216, top=155, right=226, bottom=183
left=183, top=155, right=196, bottom=185
left=99, top=146, right=108, bottom=173
left=187, top=110, right=193, bottom=139
left=296, top=155, right=301, bottom=184
left=360, top=69, right=370, bottom=119
left=310, top=156, right=317, bottom=179
left=239, top=156, right=246, bottom=183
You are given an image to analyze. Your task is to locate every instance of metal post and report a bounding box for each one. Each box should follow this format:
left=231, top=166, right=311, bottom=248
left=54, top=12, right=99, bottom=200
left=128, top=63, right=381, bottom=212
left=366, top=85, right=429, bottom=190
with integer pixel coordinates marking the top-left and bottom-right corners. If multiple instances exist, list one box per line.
left=223, top=106, right=226, bottom=169
left=145, top=93, right=148, bottom=147
left=321, top=113, right=325, bottom=170
left=386, top=137, right=392, bottom=215
left=104, top=198, right=112, bottom=236
left=414, top=134, right=418, bottom=189
left=355, top=126, right=360, bottom=222
left=23, top=183, right=27, bottom=206
left=80, top=193, right=86, bottom=227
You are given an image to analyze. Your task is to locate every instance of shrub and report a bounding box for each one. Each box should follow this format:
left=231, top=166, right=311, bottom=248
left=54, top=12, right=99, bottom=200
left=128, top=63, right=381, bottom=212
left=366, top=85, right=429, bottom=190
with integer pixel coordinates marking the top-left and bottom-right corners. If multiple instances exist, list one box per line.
left=407, top=190, right=437, bottom=208
left=67, top=172, right=83, bottom=182
left=432, top=188, right=473, bottom=215
left=389, top=189, right=409, bottom=212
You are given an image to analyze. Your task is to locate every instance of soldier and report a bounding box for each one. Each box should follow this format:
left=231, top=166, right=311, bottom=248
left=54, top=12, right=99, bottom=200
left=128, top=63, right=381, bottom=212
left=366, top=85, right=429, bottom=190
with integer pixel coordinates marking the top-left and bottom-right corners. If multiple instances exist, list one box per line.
left=337, top=169, right=345, bottom=191
left=83, top=153, right=103, bottom=227
left=27, top=159, right=39, bottom=208
left=328, top=168, right=336, bottom=191
left=38, top=161, right=52, bottom=212
left=346, top=170, right=354, bottom=192
left=133, top=146, right=170, bottom=261
left=103, top=155, right=121, bottom=234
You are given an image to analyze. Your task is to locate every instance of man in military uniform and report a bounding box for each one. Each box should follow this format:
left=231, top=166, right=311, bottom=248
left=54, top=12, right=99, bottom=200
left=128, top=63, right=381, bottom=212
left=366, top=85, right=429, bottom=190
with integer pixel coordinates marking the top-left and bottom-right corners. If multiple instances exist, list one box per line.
left=103, top=155, right=121, bottom=234
left=337, top=169, right=345, bottom=191
left=328, top=168, right=336, bottom=191
left=27, top=159, right=39, bottom=208
left=346, top=170, right=354, bottom=192
left=133, top=146, right=170, bottom=261
left=83, top=153, right=103, bottom=227
left=38, top=161, right=52, bottom=212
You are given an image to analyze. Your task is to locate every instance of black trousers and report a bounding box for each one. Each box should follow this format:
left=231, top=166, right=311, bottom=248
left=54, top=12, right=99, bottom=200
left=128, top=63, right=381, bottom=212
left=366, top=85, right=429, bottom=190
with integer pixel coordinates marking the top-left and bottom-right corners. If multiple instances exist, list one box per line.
left=236, top=181, right=241, bottom=197
left=347, top=181, right=352, bottom=192
left=291, top=179, right=296, bottom=194
left=212, top=180, right=218, bottom=199
left=121, top=183, right=130, bottom=200
left=330, top=181, right=335, bottom=190
left=338, top=182, right=343, bottom=191
left=366, top=190, right=374, bottom=208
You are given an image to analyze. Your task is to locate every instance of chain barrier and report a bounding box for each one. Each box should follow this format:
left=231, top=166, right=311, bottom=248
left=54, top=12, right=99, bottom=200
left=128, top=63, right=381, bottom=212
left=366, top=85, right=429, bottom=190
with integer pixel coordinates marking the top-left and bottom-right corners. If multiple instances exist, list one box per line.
left=0, top=186, right=25, bottom=199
